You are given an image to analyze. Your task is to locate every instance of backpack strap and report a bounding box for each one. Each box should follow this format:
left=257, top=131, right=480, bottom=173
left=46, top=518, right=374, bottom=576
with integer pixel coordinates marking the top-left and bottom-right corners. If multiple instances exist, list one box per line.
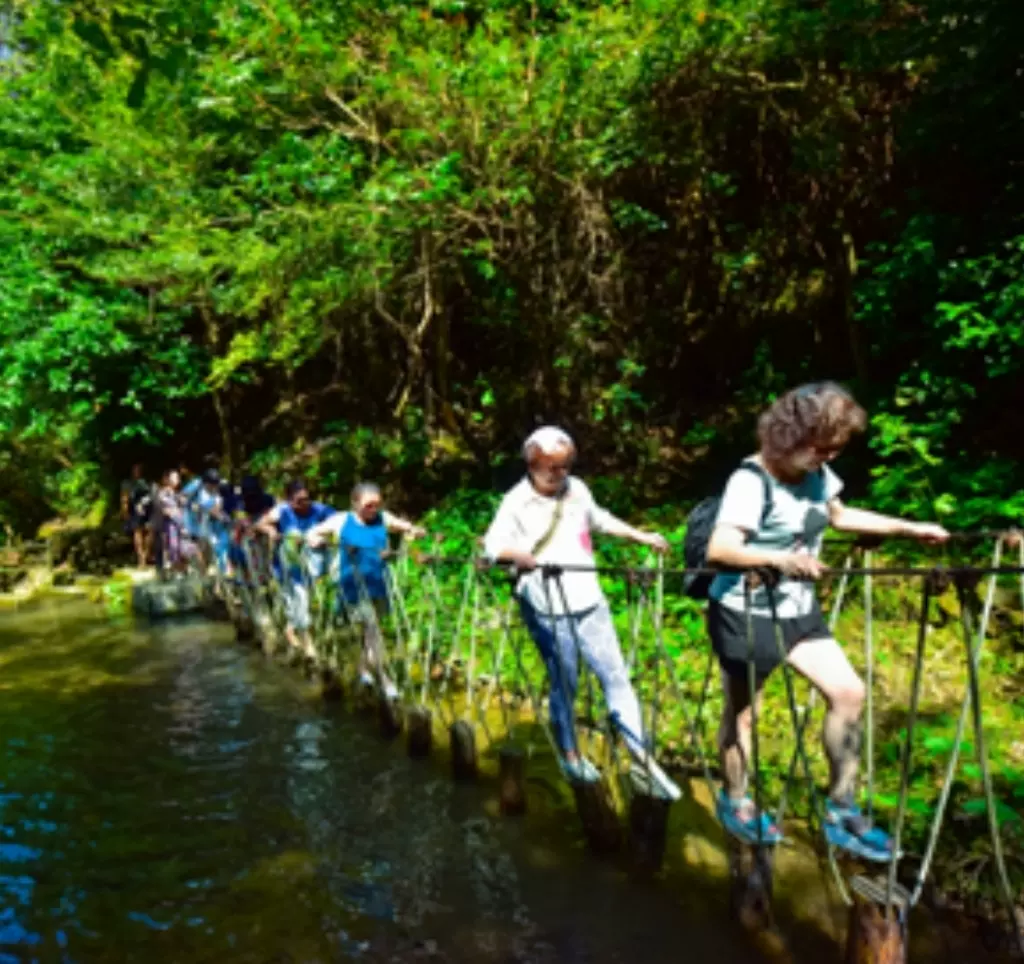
left=737, top=460, right=774, bottom=528
left=737, top=461, right=826, bottom=538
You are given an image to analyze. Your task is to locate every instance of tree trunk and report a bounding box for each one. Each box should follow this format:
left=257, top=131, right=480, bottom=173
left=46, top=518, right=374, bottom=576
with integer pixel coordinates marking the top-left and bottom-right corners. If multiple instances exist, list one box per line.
left=199, top=300, right=234, bottom=474
left=840, top=227, right=869, bottom=385
left=210, top=388, right=233, bottom=478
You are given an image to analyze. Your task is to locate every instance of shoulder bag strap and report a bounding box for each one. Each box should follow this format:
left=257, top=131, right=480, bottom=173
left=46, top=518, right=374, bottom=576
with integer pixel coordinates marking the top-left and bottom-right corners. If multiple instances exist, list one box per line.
left=529, top=492, right=567, bottom=558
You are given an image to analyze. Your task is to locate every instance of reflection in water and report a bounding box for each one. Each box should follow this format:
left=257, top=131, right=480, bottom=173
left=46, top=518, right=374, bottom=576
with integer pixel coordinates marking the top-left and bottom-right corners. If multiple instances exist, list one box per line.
left=0, top=600, right=760, bottom=963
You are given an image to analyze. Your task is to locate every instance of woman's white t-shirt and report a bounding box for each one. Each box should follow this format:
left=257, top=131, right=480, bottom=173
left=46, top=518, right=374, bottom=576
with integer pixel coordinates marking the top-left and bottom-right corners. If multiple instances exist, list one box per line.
left=709, top=460, right=842, bottom=620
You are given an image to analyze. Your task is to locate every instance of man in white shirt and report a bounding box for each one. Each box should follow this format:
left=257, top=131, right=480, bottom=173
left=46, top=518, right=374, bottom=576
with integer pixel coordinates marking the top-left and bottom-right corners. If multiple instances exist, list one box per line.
left=483, top=426, right=680, bottom=799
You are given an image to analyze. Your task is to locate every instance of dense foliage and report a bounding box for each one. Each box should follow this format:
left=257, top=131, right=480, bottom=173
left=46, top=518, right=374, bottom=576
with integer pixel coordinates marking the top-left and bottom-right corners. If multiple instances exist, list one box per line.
left=1, top=0, right=1022, bottom=532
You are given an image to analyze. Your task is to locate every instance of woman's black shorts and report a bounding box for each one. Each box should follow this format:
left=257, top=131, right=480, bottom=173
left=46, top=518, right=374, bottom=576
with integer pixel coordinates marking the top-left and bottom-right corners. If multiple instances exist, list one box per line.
left=708, top=599, right=830, bottom=681
left=124, top=513, right=149, bottom=534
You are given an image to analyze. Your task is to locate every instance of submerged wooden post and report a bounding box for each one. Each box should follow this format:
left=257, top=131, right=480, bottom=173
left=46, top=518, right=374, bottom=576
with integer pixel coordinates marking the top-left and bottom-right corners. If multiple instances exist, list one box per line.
left=406, top=706, right=432, bottom=759
left=253, top=609, right=281, bottom=659
left=449, top=720, right=478, bottom=781
left=355, top=678, right=377, bottom=716
left=627, top=770, right=672, bottom=874
left=498, top=745, right=527, bottom=816
left=301, top=652, right=321, bottom=678
left=320, top=667, right=343, bottom=702
left=727, top=839, right=775, bottom=932
left=378, top=694, right=403, bottom=740
left=845, top=876, right=909, bottom=964
left=572, top=779, right=622, bottom=855
left=234, top=611, right=256, bottom=644
left=202, top=592, right=229, bottom=622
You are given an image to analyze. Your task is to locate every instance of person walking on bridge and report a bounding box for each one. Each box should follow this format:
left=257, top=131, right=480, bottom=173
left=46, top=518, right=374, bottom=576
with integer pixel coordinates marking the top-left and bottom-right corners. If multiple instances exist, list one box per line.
left=484, top=426, right=680, bottom=799
left=705, top=381, right=949, bottom=859
left=120, top=463, right=152, bottom=569
left=255, top=479, right=335, bottom=660
left=228, top=476, right=275, bottom=578
left=307, top=482, right=425, bottom=699
left=153, top=469, right=196, bottom=577
left=195, top=468, right=232, bottom=576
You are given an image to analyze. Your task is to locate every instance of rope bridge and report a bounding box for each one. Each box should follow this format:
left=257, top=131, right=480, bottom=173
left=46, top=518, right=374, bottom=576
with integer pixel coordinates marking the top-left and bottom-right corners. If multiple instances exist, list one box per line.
left=176, top=522, right=1024, bottom=962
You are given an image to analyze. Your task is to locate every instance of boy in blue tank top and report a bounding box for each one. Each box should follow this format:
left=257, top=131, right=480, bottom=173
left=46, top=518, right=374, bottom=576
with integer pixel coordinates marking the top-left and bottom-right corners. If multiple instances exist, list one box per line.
left=255, top=479, right=336, bottom=659
left=307, top=482, right=425, bottom=699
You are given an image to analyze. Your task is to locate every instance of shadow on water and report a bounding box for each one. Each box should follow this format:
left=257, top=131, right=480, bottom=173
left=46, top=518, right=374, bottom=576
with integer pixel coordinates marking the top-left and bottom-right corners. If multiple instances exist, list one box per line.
left=0, top=600, right=1008, bottom=963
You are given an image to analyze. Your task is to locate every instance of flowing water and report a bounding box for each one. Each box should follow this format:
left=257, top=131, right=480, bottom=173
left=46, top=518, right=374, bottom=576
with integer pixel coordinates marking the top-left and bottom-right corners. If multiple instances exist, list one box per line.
left=0, top=599, right=770, bottom=964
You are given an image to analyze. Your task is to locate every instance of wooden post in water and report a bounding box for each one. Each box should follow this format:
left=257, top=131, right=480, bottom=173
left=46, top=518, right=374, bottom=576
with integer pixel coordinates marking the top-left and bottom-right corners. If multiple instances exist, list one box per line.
left=254, top=610, right=278, bottom=658
left=378, top=694, right=403, bottom=740
left=845, top=876, right=909, bottom=964
left=233, top=606, right=256, bottom=644
left=301, top=653, right=321, bottom=679
left=727, top=839, right=775, bottom=932
left=235, top=616, right=255, bottom=644
left=498, top=745, right=527, bottom=816
left=406, top=706, right=432, bottom=758
left=320, top=667, right=343, bottom=702
left=627, top=769, right=672, bottom=874
left=449, top=720, right=478, bottom=781
left=356, top=678, right=377, bottom=717
left=203, top=593, right=229, bottom=622
left=572, top=780, right=622, bottom=855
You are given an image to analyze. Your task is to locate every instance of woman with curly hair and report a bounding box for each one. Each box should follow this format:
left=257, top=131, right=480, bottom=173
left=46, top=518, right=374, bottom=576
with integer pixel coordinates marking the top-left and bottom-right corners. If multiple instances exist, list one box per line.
left=706, top=382, right=948, bottom=859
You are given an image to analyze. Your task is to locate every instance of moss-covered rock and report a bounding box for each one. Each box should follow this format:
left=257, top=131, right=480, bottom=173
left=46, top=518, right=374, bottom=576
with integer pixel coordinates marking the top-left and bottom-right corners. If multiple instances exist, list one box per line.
left=131, top=577, right=210, bottom=618
left=0, top=567, right=27, bottom=594
left=0, top=566, right=54, bottom=606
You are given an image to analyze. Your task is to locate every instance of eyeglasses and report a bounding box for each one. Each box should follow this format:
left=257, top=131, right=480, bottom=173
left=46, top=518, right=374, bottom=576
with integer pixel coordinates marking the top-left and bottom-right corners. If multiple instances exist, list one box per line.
left=534, top=462, right=571, bottom=476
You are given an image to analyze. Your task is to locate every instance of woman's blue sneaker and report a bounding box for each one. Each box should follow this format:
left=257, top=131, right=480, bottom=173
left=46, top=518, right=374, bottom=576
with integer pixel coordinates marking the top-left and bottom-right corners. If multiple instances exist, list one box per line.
left=716, top=791, right=783, bottom=846
left=824, top=800, right=897, bottom=862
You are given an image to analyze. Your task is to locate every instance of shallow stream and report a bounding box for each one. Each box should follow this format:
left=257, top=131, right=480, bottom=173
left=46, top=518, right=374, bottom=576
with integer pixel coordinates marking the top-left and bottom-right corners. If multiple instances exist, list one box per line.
left=1, top=600, right=767, bottom=963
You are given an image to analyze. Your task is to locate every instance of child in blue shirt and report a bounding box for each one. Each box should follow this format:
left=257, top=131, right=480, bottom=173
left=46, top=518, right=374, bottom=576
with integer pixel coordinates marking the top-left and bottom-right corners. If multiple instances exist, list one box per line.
left=307, top=482, right=424, bottom=698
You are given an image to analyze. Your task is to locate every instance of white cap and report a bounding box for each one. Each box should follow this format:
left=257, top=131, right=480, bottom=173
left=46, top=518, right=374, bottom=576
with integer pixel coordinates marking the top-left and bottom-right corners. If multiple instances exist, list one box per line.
left=522, top=425, right=575, bottom=460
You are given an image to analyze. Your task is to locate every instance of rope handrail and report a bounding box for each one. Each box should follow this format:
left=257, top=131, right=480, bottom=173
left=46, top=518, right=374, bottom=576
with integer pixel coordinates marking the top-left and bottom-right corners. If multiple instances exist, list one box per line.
left=412, top=555, right=1024, bottom=581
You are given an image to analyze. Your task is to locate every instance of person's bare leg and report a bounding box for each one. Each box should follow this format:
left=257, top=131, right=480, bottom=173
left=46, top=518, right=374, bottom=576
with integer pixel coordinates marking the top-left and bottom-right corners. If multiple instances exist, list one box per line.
left=133, top=527, right=146, bottom=568
left=284, top=583, right=314, bottom=658
left=785, top=636, right=866, bottom=803
left=301, top=629, right=316, bottom=660
left=718, top=668, right=764, bottom=807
